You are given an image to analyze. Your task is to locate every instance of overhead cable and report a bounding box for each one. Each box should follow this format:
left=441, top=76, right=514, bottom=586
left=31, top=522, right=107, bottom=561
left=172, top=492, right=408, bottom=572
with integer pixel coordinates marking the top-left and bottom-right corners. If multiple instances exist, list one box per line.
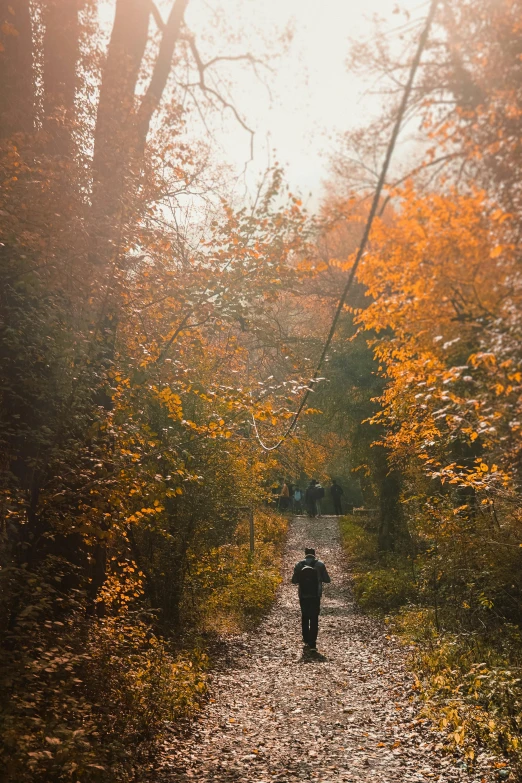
left=252, top=0, right=439, bottom=452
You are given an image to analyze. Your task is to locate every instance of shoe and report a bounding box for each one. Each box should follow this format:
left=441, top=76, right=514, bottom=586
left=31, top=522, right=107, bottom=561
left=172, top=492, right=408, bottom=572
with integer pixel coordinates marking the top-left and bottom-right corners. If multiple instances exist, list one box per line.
left=309, top=645, right=317, bottom=651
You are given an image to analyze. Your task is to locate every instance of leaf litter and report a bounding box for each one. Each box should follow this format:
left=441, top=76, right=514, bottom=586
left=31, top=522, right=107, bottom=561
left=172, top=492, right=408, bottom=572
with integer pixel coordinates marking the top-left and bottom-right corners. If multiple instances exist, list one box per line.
left=160, top=516, right=496, bottom=783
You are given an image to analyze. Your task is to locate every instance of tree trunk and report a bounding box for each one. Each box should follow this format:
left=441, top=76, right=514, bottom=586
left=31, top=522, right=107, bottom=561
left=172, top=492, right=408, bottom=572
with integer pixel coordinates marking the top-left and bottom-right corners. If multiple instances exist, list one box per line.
left=91, top=0, right=189, bottom=268
left=135, top=0, right=188, bottom=156
left=42, top=0, right=80, bottom=155
left=0, top=0, right=35, bottom=136
left=375, top=447, right=402, bottom=552
left=86, top=0, right=189, bottom=607
left=90, top=0, right=151, bottom=263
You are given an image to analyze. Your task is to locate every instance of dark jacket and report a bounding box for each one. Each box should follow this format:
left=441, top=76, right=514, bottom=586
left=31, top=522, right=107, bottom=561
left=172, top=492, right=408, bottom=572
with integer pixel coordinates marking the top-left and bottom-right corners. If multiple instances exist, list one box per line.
left=304, top=485, right=316, bottom=503
left=330, top=483, right=343, bottom=498
left=291, top=555, right=331, bottom=598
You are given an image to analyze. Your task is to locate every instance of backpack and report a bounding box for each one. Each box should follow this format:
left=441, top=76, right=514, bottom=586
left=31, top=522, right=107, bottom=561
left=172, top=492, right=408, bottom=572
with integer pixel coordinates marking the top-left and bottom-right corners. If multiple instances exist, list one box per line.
left=298, top=562, right=319, bottom=598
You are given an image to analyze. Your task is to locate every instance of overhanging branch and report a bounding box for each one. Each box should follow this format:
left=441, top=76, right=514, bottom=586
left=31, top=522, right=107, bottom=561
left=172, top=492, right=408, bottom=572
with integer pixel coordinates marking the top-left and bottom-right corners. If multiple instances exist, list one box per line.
left=150, top=1, right=165, bottom=30
left=187, top=35, right=255, bottom=161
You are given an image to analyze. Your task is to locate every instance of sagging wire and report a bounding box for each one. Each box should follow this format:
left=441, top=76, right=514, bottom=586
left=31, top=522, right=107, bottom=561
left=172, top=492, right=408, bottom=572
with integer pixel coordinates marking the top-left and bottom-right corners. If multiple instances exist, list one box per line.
left=251, top=0, right=439, bottom=452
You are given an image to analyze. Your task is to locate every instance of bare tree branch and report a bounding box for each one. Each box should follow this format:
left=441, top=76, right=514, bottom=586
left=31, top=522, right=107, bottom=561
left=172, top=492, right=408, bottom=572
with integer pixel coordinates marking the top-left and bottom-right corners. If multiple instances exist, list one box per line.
left=378, top=153, right=462, bottom=214
left=203, top=52, right=271, bottom=73
left=187, top=36, right=255, bottom=161
left=150, top=1, right=165, bottom=31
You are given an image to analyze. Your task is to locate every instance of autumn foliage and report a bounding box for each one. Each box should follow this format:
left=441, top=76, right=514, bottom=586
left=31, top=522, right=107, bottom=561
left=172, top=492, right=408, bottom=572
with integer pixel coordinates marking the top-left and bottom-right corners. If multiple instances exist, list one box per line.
left=324, top=0, right=522, bottom=768
left=2, top=0, right=522, bottom=778
left=0, top=2, right=301, bottom=780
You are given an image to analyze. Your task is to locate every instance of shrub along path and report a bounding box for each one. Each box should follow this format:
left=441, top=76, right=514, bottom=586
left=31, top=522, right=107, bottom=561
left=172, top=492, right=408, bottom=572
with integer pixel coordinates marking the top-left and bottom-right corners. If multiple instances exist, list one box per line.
left=161, top=515, right=493, bottom=782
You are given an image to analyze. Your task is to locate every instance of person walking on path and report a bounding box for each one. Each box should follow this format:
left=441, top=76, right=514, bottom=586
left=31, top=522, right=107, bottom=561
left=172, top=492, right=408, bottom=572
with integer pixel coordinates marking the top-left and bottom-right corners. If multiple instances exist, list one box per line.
left=314, top=481, right=325, bottom=517
left=279, top=480, right=290, bottom=511
left=304, top=479, right=317, bottom=518
left=293, top=486, right=303, bottom=514
left=291, top=546, right=331, bottom=650
left=330, top=479, right=344, bottom=516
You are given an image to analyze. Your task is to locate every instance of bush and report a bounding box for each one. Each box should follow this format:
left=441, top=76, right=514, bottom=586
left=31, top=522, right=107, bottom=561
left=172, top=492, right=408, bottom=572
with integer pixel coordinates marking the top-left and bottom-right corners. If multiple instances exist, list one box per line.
left=353, top=563, right=417, bottom=613
left=340, top=511, right=522, bottom=773
left=186, top=508, right=288, bottom=633
left=393, top=611, right=522, bottom=770
left=0, top=508, right=287, bottom=782
left=202, top=546, right=283, bottom=631
left=339, top=517, right=378, bottom=564
left=0, top=561, right=208, bottom=783
left=339, top=514, right=417, bottom=613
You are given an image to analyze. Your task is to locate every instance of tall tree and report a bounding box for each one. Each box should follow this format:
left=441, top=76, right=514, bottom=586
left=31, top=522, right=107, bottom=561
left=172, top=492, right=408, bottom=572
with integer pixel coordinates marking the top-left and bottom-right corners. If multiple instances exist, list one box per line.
left=42, top=0, right=80, bottom=154
left=0, top=0, right=34, bottom=136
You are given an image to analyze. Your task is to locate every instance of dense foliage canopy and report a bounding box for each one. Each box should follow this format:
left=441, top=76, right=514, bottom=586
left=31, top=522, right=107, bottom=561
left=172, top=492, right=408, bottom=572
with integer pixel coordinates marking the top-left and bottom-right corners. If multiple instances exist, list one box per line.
left=1, top=0, right=522, bottom=779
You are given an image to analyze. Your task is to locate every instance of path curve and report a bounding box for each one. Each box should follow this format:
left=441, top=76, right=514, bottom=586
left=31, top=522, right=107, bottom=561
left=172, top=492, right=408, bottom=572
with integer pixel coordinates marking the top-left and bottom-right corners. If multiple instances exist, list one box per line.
left=161, top=516, right=493, bottom=782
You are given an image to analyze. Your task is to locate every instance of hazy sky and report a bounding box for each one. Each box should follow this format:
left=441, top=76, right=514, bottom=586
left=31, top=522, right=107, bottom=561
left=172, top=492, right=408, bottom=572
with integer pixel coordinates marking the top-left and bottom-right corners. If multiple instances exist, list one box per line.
left=185, top=0, right=429, bottom=203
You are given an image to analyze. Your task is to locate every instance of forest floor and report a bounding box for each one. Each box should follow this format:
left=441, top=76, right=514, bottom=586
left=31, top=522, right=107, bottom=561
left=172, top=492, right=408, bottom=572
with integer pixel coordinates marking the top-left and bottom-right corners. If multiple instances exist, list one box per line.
left=160, top=516, right=496, bottom=783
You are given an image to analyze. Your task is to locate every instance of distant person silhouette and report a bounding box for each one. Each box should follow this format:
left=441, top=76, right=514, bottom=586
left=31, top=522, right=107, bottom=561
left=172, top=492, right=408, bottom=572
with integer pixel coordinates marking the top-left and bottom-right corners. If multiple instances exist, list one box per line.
left=293, top=486, right=303, bottom=514
left=305, top=479, right=317, bottom=518
left=291, top=547, right=331, bottom=651
left=314, top=481, right=325, bottom=517
left=279, top=480, right=290, bottom=511
left=330, top=479, right=344, bottom=515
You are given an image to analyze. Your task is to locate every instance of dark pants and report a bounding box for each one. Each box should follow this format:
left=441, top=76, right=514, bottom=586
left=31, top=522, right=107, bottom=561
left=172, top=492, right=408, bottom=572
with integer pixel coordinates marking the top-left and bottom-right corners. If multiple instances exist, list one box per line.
left=306, top=499, right=317, bottom=518
left=333, top=497, right=342, bottom=515
left=300, top=597, right=320, bottom=645
left=279, top=496, right=289, bottom=511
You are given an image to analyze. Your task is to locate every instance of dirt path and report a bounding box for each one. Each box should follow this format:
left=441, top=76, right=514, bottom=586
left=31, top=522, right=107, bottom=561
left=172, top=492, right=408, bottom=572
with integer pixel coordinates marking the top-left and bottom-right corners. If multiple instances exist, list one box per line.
left=161, top=516, right=493, bottom=782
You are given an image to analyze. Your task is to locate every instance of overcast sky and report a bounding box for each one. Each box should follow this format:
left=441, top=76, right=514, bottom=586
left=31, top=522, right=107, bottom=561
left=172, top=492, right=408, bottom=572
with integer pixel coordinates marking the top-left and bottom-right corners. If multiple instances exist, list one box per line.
left=184, top=0, right=429, bottom=204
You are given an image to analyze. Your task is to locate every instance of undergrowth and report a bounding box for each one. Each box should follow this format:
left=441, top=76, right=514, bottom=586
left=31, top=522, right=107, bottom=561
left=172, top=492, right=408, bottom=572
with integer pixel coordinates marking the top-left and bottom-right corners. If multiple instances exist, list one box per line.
left=185, top=508, right=288, bottom=633
left=339, top=517, right=417, bottom=612
left=0, top=508, right=287, bottom=782
left=340, top=514, right=522, bottom=777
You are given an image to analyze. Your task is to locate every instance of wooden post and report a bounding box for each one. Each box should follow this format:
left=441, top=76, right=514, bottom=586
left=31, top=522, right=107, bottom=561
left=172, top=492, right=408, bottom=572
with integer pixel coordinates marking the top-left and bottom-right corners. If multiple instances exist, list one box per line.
left=249, top=507, right=254, bottom=553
